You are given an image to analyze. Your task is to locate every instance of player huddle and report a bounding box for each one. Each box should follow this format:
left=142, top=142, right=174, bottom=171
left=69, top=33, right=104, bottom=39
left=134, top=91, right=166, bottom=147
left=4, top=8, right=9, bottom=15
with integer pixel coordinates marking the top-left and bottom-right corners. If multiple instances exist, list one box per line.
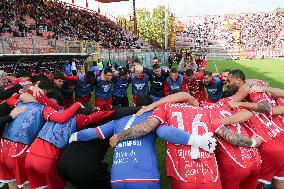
left=0, top=58, right=283, bottom=189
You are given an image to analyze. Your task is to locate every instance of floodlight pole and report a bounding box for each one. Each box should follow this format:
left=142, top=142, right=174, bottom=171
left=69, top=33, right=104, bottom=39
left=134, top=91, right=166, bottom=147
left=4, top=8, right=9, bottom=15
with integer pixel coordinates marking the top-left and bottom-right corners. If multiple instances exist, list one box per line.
left=133, top=0, right=137, bottom=35
left=164, top=0, right=169, bottom=49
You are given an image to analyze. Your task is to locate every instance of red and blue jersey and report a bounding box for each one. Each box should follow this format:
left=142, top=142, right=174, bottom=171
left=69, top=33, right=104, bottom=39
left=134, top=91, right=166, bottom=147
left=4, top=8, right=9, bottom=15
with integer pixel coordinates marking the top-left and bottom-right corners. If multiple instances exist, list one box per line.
left=76, top=111, right=160, bottom=184
left=131, top=73, right=149, bottom=96
left=112, top=76, right=129, bottom=97
left=3, top=102, right=45, bottom=145
left=75, top=74, right=92, bottom=98
left=62, top=63, right=72, bottom=76
left=204, top=76, right=223, bottom=102
left=95, top=76, right=113, bottom=100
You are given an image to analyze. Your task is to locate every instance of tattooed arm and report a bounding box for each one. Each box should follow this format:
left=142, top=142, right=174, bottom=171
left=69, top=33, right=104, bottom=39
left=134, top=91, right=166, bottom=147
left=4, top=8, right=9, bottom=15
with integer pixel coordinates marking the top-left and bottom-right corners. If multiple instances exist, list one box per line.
left=215, top=127, right=254, bottom=147
left=228, top=101, right=271, bottom=113
left=109, top=117, right=161, bottom=147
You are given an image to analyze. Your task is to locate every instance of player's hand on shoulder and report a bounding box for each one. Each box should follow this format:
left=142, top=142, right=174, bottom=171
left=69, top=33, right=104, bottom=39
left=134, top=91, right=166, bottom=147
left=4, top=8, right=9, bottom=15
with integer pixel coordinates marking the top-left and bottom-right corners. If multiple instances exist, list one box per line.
left=251, top=134, right=262, bottom=147
left=109, top=134, right=119, bottom=147
left=134, top=105, right=153, bottom=117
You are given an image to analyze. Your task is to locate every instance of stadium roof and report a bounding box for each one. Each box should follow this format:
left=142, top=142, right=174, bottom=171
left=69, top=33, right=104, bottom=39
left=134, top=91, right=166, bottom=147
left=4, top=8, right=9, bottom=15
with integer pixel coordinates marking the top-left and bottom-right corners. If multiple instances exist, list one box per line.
left=96, top=0, right=129, bottom=3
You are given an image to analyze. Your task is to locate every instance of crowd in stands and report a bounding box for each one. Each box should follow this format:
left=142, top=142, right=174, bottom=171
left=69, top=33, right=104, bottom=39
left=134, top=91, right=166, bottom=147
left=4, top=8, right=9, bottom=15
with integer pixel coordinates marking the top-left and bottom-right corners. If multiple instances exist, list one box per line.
left=176, top=11, right=284, bottom=51
left=0, top=0, right=150, bottom=53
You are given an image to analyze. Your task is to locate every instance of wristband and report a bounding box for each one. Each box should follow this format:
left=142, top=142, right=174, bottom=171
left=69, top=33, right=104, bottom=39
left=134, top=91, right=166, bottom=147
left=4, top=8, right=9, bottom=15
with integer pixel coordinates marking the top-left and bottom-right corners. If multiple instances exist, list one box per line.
left=251, top=138, right=257, bottom=147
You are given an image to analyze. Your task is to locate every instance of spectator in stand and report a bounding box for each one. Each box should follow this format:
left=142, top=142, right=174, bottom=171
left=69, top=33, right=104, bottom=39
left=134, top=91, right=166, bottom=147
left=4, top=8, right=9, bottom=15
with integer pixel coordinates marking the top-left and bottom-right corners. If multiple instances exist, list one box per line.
left=112, top=67, right=130, bottom=107
left=203, top=70, right=224, bottom=102
left=131, top=65, right=149, bottom=106
left=95, top=68, right=113, bottom=111
left=164, top=68, right=187, bottom=96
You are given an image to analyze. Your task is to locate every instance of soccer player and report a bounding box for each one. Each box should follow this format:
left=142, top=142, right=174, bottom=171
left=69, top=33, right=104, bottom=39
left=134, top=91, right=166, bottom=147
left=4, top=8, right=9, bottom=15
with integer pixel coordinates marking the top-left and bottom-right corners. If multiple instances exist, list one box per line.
left=25, top=94, right=114, bottom=189
left=183, top=69, right=206, bottom=103
left=227, top=69, right=284, bottom=189
left=69, top=95, right=217, bottom=189
left=58, top=106, right=149, bottom=189
left=0, top=85, right=60, bottom=188
left=203, top=70, right=223, bottom=102
left=164, top=68, right=186, bottom=96
left=95, top=68, right=113, bottom=111
left=112, top=67, right=130, bottom=107
left=64, top=71, right=96, bottom=104
left=202, top=98, right=262, bottom=189
left=109, top=92, right=262, bottom=189
left=131, top=65, right=149, bottom=106
left=147, top=64, right=168, bottom=102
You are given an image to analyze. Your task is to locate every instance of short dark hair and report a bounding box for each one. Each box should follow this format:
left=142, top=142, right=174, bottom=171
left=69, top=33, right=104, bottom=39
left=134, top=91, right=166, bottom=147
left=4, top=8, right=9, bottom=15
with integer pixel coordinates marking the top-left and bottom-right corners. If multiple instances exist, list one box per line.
left=230, top=69, right=246, bottom=81
left=170, top=68, right=178, bottom=73
left=54, top=72, right=64, bottom=80
left=185, top=69, right=194, bottom=77
left=86, top=71, right=96, bottom=85
left=32, top=74, right=53, bottom=91
left=104, top=68, right=113, bottom=75
left=46, top=90, right=64, bottom=106
left=118, top=67, right=127, bottom=77
left=152, top=64, right=161, bottom=70
left=152, top=57, right=159, bottom=60
left=136, top=95, right=153, bottom=107
left=203, top=71, right=212, bottom=77
left=16, top=70, right=31, bottom=78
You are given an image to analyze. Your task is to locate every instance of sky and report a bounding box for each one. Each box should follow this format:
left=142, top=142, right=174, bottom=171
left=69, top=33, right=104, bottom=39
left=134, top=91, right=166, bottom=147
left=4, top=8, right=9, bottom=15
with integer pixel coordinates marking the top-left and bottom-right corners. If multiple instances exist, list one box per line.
left=61, top=0, right=284, bottom=19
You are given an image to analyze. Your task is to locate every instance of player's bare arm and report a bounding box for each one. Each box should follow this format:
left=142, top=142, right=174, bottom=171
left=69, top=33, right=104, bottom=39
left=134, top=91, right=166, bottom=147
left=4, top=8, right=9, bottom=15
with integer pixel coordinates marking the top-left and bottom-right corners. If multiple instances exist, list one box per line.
left=251, top=86, right=284, bottom=98
left=216, top=127, right=261, bottom=147
left=110, top=117, right=161, bottom=147
left=227, top=101, right=271, bottom=114
left=272, top=106, right=284, bottom=115
left=231, top=84, right=251, bottom=102
left=135, top=92, right=199, bottom=116
left=220, top=109, right=253, bottom=125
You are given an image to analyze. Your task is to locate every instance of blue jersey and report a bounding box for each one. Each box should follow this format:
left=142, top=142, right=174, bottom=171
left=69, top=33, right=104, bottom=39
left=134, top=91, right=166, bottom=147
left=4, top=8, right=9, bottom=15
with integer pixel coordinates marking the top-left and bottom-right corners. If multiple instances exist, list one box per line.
left=75, top=74, right=92, bottom=97
left=37, top=112, right=77, bottom=149
left=3, top=103, right=45, bottom=145
left=77, top=111, right=159, bottom=184
left=62, top=63, right=72, bottom=76
left=204, top=77, right=223, bottom=102
left=131, top=74, right=149, bottom=96
left=166, top=74, right=183, bottom=95
left=148, top=70, right=168, bottom=97
left=112, top=76, right=129, bottom=97
left=90, top=66, right=101, bottom=75
left=95, top=76, right=113, bottom=100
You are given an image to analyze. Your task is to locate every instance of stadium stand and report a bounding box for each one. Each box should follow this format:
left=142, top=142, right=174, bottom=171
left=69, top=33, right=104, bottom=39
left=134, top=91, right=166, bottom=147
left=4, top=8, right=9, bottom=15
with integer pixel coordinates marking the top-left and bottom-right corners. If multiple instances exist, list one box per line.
left=175, top=11, right=284, bottom=58
left=0, top=0, right=151, bottom=54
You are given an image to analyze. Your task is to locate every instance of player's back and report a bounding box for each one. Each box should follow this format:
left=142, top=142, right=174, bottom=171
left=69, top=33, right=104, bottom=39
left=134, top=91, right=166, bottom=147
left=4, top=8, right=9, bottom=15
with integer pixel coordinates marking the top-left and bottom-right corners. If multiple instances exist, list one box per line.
left=150, top=103, right=221, bottom=184
left=111, top=111, right=160, bottom=184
